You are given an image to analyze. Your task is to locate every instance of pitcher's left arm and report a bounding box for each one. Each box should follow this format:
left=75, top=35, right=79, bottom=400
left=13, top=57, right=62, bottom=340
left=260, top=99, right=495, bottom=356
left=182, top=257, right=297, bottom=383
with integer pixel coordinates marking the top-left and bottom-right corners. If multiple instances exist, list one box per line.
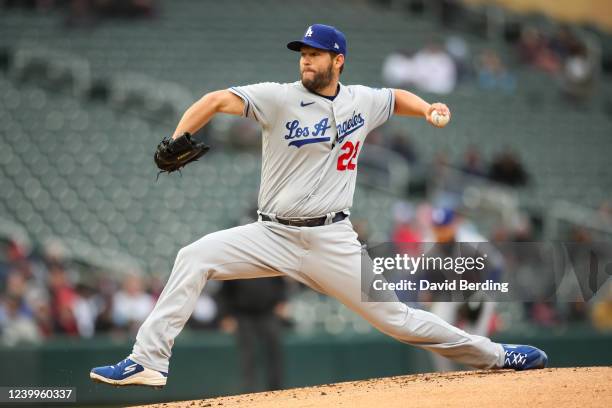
left=393, top=89, right=450, bottom=128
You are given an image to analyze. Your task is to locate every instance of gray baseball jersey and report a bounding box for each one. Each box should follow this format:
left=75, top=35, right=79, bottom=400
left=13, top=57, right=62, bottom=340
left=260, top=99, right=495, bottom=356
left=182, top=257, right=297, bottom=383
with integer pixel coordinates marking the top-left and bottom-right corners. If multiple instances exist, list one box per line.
left=228, top=81, right=395, bottom=218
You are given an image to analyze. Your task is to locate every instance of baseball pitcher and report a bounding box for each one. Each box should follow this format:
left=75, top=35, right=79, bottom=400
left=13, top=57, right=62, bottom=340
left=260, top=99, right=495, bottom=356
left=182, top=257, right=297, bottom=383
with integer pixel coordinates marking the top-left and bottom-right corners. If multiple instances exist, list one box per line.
left=90, top=24, right=547, bottom=387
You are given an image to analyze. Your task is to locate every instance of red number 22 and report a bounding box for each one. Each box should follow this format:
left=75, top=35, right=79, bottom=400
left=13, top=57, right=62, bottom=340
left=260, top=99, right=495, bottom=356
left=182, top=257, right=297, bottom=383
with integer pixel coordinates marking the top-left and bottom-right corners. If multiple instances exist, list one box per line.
left=337, top=141, right=360, bottom=171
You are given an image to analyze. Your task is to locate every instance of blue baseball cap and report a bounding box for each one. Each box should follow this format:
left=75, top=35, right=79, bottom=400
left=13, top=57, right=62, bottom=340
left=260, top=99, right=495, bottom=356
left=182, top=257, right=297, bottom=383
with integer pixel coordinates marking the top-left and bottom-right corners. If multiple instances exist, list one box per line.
left=432, top=208, right=455, bottom=227
left=287, top=24, right=347, bottom=56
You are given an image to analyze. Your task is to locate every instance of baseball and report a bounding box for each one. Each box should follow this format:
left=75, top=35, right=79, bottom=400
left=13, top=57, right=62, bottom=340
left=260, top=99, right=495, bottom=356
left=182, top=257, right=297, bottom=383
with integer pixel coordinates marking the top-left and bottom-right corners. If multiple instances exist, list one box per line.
left=431, top=110, right=450, bottom=127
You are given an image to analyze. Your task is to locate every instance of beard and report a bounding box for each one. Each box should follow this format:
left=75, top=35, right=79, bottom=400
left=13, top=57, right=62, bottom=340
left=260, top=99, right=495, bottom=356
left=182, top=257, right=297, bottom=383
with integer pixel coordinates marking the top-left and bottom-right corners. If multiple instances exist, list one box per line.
left=300, top=63, right=334, bottom=93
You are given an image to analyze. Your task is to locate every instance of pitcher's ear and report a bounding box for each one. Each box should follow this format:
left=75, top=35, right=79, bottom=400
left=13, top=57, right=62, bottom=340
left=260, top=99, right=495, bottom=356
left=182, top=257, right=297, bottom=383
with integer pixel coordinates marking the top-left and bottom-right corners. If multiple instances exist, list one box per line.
left=335, top=53, right=345, bottom=74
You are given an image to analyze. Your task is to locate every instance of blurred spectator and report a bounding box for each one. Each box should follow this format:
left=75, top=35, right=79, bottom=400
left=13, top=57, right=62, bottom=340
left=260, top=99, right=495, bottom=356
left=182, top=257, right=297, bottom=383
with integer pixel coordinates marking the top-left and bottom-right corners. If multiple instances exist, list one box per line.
left=188, top=294, right=218, bottom=329
left=48, top=264, right=79, bottom=335
left=381, top=49, right=413, bottom=88
left=0, top=295, right=41, bottom=346
left=488, top=149, right=528, bottom=187
left=42, top=238, right=67, bottom=266
left=560, top=43, right=594, bottom=104
left=6, top=239, right=28, bottom=264
left=525, top=302, right=558, bottom=327
left=93, top=275, right=118, bottom=333
left=391, top=201, right=422, bottom=255
left=569, top=226, right=592, bottom=243
left=445, top=35, right=471, bottom=82
left=515, top=23, right=595, bottom=105
left=5, top=271, right=29, bottom=301
left=382, top=42, right=456, bottom=94
left=389, top=132, right=418, bottom=164
left=411, top=41, right=457, bottom=94
left=503, top=19, right=522, bottom=44
left=517, top=27, right=560, bottom=73
left=511, top=215, right=535, bottom=242
left=476, top=49, right=516, bottom=93
left=219, top=278, right=288, bottom=392
left=8, top=233, right=456, bottom=344
left=549, top=25, right=580, bottom=61
left=72, top=283, right=98, bottom=338
left=148, top=273, right=165, bottom=300
left=112, top=272, right=154, bottom=332
left=31, top=298, right=54, bottom=338
left=1, top=240, right=29, bottom=292
left=94, top=294, right=115, bottom=334
left=460, top=146, right=486, bottom=177
left=491, top=214, right=535, bottom=243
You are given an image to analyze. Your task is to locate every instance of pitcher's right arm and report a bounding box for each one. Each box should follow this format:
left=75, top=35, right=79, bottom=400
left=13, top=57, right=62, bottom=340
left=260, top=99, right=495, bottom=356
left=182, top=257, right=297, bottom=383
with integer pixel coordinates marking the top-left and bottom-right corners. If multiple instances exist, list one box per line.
left=172, top=90, right=244, bottom=139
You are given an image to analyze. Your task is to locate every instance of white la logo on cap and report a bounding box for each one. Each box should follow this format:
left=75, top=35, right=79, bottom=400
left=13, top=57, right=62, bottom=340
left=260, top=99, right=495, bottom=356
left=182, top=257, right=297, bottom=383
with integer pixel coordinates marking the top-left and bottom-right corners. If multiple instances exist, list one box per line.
left=305, top=26, right=313, bottom=37
left=334, top=43, right=339, bottom=49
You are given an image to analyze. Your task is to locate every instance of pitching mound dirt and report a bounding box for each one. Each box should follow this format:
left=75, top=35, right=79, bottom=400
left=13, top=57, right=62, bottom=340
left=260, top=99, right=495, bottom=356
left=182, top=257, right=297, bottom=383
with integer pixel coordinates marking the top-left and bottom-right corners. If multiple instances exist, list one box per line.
left=134, top=366, right=611, bottom=408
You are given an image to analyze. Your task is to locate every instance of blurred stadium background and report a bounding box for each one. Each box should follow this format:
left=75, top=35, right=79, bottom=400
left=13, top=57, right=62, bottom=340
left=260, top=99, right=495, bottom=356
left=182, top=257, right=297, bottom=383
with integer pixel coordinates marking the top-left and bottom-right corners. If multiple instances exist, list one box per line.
left=0, top=0, right=611, bottom=405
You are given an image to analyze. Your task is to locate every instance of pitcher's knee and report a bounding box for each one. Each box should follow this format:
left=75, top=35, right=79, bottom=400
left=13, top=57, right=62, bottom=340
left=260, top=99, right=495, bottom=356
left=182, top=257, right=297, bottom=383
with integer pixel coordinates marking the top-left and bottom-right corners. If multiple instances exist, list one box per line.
left=173, top=235, right=222, bottom=277
left=173, top=245, right=197, bottom=273
left=175, top=244, right=196, bottom=267
left=176, top=234, right=213, bottom=259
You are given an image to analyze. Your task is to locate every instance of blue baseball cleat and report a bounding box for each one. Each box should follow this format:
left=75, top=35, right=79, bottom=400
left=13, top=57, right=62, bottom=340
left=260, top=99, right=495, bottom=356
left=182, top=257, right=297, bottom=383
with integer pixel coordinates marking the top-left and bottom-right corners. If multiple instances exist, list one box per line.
left=502, top=344, right=548, bottom=370
left=90, top=357, right=167, bottom=387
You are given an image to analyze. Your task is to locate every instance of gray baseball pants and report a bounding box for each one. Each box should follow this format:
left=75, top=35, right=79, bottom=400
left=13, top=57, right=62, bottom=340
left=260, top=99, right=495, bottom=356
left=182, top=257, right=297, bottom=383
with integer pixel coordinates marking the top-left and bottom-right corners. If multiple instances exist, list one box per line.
left=130, top=219, right=505, bottom=373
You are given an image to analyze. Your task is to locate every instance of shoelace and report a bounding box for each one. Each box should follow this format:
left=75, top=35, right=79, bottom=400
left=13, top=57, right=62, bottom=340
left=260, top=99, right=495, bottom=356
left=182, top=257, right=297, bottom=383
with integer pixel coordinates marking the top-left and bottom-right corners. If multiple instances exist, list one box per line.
left=111, top=358, right=130, bottom=369
left=505, top=351, right=528, bottom=366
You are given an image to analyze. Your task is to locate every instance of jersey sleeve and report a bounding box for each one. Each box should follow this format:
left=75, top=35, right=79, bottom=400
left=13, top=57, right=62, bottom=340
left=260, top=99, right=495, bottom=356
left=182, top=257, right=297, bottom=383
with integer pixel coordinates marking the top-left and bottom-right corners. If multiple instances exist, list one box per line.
left=364, top=86, right=395, bottom=130
left=228, top=82, right=284, bottom=128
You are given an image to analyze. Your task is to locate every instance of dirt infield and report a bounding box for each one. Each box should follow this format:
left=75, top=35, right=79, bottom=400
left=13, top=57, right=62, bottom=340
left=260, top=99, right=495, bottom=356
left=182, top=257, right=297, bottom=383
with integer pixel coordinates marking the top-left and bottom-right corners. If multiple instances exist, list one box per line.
left=134, top=367, right=611, bottom=408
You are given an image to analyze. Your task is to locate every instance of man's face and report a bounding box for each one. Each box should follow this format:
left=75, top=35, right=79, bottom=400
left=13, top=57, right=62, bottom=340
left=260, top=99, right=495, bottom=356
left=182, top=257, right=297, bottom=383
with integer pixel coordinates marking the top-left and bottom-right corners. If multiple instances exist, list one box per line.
left=300, top=46, right=335, bottom=93
left=433, top=224, right=457, bottom=243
